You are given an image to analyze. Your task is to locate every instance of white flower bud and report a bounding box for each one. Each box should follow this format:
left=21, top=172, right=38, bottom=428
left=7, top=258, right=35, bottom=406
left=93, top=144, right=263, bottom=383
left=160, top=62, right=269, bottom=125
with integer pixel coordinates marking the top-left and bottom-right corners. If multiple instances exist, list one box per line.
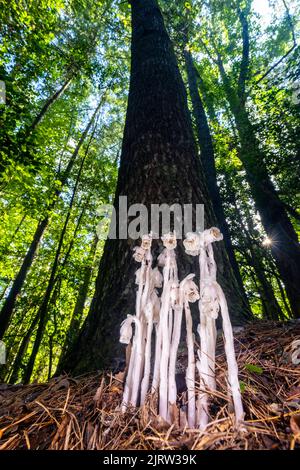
left=162, top=232, right=177, bottom=250
left=141, top=233, right=152, bottom=250
left=183, top=232, right=201, bottom=255
left=202, top=227, right=223, bottom=246
left=119, top=315, right=134, bottom=344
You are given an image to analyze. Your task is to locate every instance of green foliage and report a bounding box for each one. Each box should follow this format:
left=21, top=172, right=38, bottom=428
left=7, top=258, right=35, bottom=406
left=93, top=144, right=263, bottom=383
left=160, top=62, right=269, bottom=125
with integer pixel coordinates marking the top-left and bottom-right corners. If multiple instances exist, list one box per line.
left=0, top=0, right=299, bottom=383
left=0, top=0, right=128, bottom=382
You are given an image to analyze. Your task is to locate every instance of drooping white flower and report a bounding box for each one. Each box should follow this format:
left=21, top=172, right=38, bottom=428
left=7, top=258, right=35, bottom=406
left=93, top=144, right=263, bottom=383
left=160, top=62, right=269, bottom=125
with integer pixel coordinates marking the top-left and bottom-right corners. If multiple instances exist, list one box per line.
left=120, top=315, right=134, bottom=344
left=199, top=284, right=220, bottom=319
left=133, top=246, right=145, bottom=263
left=181, top=274, right=200, bottom=303
left=183, top=232, right=201, bottom=256
left=202, top=227, right=223, bottom=246
left=162, top=232, right=177, bottom=250
left=141, top=233, right=152, bottom=250
left=184, top=280, right=200, bottom=303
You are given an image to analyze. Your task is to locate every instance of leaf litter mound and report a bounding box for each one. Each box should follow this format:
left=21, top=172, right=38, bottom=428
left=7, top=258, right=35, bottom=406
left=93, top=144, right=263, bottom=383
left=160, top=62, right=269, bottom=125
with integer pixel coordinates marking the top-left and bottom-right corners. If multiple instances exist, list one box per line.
left=0, top=321, right=300, bottom=450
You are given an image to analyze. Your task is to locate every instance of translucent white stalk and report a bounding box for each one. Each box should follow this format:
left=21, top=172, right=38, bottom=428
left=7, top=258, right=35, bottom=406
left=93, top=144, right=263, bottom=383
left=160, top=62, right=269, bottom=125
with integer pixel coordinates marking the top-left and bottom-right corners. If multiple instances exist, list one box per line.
left=168, top=300, right=183, bottom=408
left=168, top=306, right=173, bottom=344
left=136, top=260, right=145, bottom=320
left=129, top=317, right=143, bottom=407
left=195, top=228, right=244, bottom=430
left=141, top=253, right=152, bottom=313
left=216, top=283, right=244, bottom=427
left=159, top=252, right=171, bottom=421
left=184, top=300, right=196, bottom=428
left=151, top=322, right=161, bottom=392
left=121, top=316, right=141, bottom=411
left=197, top=312, right=210, bottom=429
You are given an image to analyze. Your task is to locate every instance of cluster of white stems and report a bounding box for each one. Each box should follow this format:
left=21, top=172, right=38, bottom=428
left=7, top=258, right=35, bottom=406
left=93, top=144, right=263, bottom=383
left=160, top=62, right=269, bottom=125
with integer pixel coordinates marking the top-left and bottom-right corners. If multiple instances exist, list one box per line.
left=119, top=228, right=244, bottom=430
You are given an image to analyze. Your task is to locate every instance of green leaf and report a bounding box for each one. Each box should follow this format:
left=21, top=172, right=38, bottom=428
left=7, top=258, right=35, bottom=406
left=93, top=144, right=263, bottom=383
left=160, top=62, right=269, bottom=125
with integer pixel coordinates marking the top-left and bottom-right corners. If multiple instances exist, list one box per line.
left=239, top=381, right=246, bottom=393
left=245, top=363, right=263, bottom=374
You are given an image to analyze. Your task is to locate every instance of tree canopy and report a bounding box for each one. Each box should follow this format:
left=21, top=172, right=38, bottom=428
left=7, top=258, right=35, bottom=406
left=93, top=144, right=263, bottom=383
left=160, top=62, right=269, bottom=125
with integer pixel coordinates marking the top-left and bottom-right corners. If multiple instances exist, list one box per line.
left=0, top=0, right=299, bottom=384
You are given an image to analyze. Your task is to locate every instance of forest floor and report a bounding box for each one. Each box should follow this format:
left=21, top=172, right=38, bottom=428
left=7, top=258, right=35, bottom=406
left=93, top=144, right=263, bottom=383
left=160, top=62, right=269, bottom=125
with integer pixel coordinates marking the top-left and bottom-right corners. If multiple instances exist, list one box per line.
left=0, top=321, right=300, bottom=450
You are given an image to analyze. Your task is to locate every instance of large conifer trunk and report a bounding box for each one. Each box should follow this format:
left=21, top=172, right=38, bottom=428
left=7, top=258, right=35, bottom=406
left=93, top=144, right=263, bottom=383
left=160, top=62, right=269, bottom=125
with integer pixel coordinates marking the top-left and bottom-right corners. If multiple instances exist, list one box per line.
left=61, top=0, right=249, bottom=375
left=184, top=49, right=248, bottom=304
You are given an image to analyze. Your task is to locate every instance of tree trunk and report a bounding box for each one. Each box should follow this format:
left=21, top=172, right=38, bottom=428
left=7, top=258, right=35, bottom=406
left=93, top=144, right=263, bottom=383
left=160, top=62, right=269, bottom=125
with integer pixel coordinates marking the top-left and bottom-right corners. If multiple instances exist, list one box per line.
left=246, top=250, right=283, bottom=321
left=60, top=0, right=250, bottom=376
left=215, top=29, right=300, bottom=318
left=230, top=182, right=284, bottom=321
left=8, top=311, right=40, bottom=384
left=0, top=100, right=102, bottom=339
left=24, top=76, right=73, bottom=138
left=234, top=103, right=300, bottom=318
left=184, top=48, right=249, bottom=308
left=22, top=150, right=88, bottom=383
left=57, top=234, right=98, bottom=372
left=0, top=216, right=49, bottom=339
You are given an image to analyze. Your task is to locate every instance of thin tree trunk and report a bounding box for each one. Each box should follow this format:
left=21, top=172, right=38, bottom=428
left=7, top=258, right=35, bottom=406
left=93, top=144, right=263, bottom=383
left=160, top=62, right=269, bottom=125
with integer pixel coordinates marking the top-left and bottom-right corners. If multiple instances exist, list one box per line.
left=0, top=99, right=103, bottom=339
left=61, top=0, right=250, bottom=376
left=2, top=214, right=27, bottom=255
left=232, top=194, right=284, bottom=321
left=247, top=251, right=283, bottom=321
left=184, top=48, right=250, bottom=311
left=0, top=285, right=9, bottom=303
left=24, top=76, right=73, bottom=138
left=231, top=99, right=300, bottom=317
left=0, top=216, right=49, bottom=339
left=8, top=311, right=40, bottom=383
left=57, top=234, right=98, bottom=372
left=47, top=279, right=61, bottom=381
left=22, top=131, right=92, bottom=383
left=267, top=262, right=293, bottom=317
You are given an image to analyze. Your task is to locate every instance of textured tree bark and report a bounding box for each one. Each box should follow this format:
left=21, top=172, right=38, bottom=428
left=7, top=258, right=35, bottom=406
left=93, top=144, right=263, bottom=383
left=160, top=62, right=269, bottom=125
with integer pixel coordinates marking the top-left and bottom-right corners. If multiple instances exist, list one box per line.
left=61, top=0, right=250, bottom=376
left=184, top=49, right=249, bottom=309
left=245, top=251, right=284, bottom=321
